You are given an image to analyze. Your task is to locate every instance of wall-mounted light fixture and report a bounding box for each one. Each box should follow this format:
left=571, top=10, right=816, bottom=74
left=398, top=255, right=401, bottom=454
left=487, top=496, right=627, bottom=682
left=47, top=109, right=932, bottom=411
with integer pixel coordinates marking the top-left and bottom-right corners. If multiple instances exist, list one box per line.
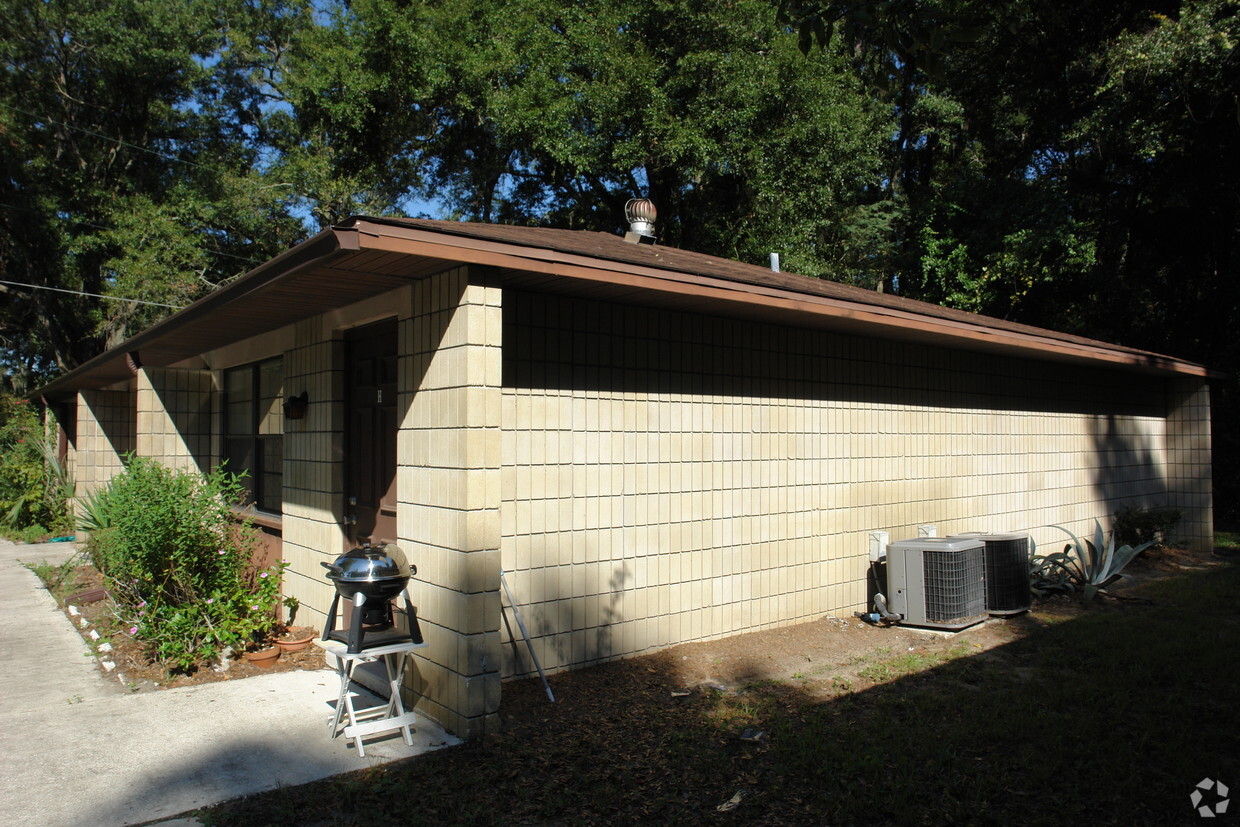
left=283, top=391, right=309, bottom=420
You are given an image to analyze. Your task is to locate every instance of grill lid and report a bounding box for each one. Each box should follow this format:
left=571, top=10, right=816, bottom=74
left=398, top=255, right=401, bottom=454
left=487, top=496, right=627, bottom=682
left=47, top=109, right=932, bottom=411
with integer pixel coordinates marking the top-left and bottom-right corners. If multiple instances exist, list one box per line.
left=321, top=543, right=412, bottom=583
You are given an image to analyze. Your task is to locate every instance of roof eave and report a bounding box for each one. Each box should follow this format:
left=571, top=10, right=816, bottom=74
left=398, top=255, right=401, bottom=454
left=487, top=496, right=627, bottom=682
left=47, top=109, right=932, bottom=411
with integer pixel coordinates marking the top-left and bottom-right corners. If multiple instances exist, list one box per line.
left=33, top=227, right=355, bottom=402
left=32, top=217, right=1215, bottom=407
left=346, top=219, right=1214, bottom=380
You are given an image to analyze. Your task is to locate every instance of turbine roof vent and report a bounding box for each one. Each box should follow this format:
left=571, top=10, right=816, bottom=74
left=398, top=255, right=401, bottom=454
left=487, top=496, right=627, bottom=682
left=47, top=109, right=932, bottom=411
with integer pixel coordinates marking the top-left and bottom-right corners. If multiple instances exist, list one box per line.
left=623, top=198, right=657, bottom=245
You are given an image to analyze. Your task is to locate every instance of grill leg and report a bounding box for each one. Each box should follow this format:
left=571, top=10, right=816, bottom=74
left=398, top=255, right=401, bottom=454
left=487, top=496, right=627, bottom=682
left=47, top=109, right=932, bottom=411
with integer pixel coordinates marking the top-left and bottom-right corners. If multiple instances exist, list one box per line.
left=347, top=592, right=367, bottom=654
left=322, top=592, right=341, bottom=641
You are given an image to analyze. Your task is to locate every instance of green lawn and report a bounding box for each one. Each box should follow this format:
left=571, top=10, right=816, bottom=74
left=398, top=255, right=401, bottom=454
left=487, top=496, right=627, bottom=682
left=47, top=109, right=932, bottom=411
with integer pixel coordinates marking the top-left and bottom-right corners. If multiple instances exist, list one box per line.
left=203, top=555, right=1240, bottom=825
left=1215, top=528, right=1240, bottom=550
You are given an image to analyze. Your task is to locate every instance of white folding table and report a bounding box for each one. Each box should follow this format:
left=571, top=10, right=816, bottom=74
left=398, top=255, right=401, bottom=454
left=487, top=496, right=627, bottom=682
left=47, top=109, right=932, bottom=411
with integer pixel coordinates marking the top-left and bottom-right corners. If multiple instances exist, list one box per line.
left=317, top=638, right=428, bottom=757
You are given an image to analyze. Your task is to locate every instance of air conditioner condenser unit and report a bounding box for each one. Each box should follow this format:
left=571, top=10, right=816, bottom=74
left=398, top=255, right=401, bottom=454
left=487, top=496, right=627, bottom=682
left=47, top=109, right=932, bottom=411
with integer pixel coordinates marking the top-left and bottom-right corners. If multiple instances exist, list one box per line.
left=886, top=537, right=987, bottom=631
left=950, top=532, right=1032, bottom=616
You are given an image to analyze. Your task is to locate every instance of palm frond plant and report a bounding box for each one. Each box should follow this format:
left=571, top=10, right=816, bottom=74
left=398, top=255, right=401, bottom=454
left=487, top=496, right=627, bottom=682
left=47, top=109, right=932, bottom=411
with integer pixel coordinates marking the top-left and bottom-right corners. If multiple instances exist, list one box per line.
left=75, top=484, right=114, bottom=535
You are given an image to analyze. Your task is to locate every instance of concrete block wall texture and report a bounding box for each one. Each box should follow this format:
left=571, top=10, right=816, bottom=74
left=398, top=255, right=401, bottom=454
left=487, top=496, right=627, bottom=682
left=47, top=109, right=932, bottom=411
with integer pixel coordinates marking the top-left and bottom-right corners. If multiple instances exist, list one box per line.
left=280, top=317, right=348, bottom=626
left=135, top=367, right=216, bottom=474
left=1167, top=378, right=1213, bottom=549
left=498, top=290, right=1198, bottom=678
left=73, top=388, right=135, bottom=501
left=396, top=266, right=503, bottom=738
left=57, top=268, right=1211, bottom=738
left=188, top=271, right=507, bottom=739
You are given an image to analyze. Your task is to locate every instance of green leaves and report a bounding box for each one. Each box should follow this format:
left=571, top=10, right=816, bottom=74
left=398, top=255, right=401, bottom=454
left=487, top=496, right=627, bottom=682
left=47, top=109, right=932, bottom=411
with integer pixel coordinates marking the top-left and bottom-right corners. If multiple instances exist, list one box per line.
left=0, top=396, right=71, bottom=535
left=84, top=456, right=285, bottom=672
left=0, top=0, right=310, bottom=386
left=1030, top=520, right=1154, bottom=603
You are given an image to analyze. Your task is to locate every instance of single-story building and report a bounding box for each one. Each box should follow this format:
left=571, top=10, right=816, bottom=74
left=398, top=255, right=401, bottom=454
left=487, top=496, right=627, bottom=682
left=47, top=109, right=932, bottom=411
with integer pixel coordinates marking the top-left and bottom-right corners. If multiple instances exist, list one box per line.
left=37, top=214, right=1213, bottom=737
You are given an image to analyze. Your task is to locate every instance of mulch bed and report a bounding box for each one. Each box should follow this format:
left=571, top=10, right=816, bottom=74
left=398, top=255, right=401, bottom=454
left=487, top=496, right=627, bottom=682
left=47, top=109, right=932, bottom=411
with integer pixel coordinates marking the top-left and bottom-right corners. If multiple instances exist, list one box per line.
left=53, top=564, right=327, bottom=691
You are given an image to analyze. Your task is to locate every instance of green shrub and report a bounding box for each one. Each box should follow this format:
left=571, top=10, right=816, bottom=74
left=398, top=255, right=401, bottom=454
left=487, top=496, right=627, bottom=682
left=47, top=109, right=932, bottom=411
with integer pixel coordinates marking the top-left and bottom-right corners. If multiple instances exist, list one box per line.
left=1113, top=504, right=1182, bottom=549
left=88, top=457, right=290, bottom=672
left=0, top=396, right=72, bottom=537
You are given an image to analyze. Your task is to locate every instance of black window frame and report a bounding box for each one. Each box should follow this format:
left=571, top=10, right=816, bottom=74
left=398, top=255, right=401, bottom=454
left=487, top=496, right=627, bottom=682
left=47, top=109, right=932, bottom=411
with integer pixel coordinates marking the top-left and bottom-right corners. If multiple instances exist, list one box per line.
left=222, top=357, right=283, bottom=515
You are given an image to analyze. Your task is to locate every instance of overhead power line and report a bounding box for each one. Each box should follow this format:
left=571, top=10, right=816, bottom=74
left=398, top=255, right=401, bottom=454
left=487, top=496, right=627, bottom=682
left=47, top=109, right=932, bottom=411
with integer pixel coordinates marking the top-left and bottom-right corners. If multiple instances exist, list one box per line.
left=0, top=279, right=186, bottom=309
left=0, top=100, right=213, bottom=171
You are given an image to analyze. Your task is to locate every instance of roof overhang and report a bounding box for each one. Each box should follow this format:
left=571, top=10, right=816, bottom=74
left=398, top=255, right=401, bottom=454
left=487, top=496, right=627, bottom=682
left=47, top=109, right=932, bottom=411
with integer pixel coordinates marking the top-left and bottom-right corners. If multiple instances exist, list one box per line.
left=34, top=217, right=1214, bottom=403
left=344, top=219, right=1213, bottom=380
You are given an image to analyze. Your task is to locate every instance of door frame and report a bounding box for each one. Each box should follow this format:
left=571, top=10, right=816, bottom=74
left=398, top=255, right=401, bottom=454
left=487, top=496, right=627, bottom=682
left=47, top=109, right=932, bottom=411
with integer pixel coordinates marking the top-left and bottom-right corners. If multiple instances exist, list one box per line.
left=342, top=317, right=399, bottom=550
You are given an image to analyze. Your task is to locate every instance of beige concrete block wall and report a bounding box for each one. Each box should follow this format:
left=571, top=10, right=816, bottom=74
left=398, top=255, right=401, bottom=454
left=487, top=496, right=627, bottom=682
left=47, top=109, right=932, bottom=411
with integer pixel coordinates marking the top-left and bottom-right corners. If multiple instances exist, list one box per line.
left=250, top=269, right=505, bottom=738
left=1167, top=378, right=1213, bottom=550
left=74, top=388, right=136, bottom=500
left=499, top=290, right=1187, bottom=677
left=280, top=318, right=348, bottom=623
left=135, top=367, right=216, bottom=473
left=397, top=266, right=503, bottom=738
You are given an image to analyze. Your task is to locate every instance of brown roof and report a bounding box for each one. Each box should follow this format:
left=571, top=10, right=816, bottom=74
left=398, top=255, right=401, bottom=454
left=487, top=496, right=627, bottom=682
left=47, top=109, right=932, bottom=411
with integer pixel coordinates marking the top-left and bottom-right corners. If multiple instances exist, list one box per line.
left=34, top=216, right=1210, bottom=401
left=362, top=217, right=1135, bottom=357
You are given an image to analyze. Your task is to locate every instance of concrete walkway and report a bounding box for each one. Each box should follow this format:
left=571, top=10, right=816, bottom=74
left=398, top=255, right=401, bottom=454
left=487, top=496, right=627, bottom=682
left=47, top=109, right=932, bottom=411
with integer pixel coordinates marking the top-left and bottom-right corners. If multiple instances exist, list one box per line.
left=0, top=539, right=458, bottom=827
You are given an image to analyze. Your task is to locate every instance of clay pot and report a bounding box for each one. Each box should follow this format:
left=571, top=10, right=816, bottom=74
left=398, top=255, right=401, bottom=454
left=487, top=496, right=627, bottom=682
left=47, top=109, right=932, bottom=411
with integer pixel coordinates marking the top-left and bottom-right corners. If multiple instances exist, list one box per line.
left=275, top=631, right=315, bottom=653
left=244, top=646, right=281, bottom=668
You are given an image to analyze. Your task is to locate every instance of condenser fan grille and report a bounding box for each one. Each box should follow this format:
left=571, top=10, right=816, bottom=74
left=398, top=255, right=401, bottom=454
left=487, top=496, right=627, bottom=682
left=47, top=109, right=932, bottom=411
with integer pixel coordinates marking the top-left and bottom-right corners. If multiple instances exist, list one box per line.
left=985, top=538, right=1031, bottom=612
left=887, top=537, right=987, bottom=630
left=922, top=546, right=986, bottom=622
left=949, top=531, right=1032, bottom=616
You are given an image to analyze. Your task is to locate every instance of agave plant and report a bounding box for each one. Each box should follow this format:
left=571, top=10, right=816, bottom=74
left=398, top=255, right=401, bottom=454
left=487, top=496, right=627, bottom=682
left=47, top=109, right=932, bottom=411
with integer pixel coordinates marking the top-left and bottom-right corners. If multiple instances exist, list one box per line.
left=1029, top=520, right=1153, bottom=603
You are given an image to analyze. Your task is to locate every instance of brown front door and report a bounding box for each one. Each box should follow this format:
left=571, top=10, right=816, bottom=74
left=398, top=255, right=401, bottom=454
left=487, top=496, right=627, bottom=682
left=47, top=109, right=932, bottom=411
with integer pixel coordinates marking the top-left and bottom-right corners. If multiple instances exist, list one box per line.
left=344, top=319, right=398, bottom=548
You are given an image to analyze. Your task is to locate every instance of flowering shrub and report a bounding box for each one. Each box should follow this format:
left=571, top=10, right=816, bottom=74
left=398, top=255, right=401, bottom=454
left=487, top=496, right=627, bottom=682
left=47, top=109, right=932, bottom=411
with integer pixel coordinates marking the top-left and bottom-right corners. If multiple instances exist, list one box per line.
left=87, top=457, right=292, bottom=672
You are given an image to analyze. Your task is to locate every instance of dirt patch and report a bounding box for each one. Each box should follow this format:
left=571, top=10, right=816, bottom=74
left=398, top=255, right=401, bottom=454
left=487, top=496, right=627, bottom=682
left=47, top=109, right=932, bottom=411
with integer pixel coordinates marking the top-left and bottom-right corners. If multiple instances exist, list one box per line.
left=46, top=544, right=1225, bottom=697
left=53, top=564, right=327, bottom=691
left=501, top=544, right=1226, bottom=720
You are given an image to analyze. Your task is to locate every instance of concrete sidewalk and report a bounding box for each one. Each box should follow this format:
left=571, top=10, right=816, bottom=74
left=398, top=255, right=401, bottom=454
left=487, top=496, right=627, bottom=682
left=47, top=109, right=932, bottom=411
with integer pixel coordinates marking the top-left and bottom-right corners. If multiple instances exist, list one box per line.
left=0, top=539, right=458, bottom=826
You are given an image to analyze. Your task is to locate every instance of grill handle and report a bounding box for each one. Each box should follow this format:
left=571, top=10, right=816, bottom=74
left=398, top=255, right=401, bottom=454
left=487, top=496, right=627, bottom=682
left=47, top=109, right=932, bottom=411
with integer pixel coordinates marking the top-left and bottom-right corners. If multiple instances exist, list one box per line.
left=320, top=561, right=343, bottom=577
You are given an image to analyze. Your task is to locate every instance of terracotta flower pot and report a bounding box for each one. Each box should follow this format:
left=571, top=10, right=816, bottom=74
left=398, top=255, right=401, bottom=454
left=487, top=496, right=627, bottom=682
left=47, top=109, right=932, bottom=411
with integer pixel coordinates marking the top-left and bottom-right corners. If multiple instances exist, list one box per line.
left=244, top=646, right=281, bottom=668
left=275, top=631, right=315, bottom=653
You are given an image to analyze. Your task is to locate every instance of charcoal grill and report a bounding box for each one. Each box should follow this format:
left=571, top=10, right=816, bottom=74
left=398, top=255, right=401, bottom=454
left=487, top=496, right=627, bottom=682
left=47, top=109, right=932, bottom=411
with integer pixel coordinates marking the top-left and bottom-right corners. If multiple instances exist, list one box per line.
left=321, top=542, right=423, bottom=653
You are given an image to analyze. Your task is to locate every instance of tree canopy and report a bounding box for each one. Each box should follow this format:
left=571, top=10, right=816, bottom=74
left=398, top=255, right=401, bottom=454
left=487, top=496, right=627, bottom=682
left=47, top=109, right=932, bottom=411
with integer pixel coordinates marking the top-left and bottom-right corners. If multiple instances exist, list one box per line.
left=3, top=0, right=1237, bottom=511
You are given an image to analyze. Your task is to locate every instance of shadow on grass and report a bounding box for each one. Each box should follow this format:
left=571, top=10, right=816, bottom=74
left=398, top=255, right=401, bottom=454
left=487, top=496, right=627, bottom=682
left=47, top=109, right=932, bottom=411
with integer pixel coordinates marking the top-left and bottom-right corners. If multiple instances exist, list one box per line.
left=202, top=560, right=1240, bottom=826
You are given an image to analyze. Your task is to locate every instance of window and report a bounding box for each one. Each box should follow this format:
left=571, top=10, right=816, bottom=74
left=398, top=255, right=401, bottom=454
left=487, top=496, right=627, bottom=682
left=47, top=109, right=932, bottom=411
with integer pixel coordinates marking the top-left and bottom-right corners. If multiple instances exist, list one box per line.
left=223, top=357, right=283, bottom=514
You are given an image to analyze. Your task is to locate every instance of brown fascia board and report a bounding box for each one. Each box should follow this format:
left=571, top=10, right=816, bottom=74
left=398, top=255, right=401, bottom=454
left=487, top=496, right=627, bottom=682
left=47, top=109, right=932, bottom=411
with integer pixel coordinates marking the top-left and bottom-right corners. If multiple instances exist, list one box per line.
left=33, top=227, right=357, bottom=402
left=346, top=219, right=1214, bottom=380
left=31, top=217, right=1214, bottom=406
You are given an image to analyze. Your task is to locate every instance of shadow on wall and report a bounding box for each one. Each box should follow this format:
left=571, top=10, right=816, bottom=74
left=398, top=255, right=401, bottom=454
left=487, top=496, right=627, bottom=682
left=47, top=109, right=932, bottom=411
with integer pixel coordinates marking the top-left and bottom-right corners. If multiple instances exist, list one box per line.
left=503, top=289, right=1165, bottom=418
left=279, top=324, right=416, bottom=621
left=501, top=562, right=633, bottom=679
left=73, top=388, right=137, bottom=492
left=145, top=367, right=216, bottom=471
left=1088, top=413, right=1168, bottom=522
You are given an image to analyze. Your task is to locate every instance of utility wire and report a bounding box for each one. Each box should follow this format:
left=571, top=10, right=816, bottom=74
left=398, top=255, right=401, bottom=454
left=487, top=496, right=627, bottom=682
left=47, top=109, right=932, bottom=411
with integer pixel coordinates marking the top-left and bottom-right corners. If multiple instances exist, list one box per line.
left=0, top=279, right=186, bottom=309
left=0, top=100, right=214, bottom=171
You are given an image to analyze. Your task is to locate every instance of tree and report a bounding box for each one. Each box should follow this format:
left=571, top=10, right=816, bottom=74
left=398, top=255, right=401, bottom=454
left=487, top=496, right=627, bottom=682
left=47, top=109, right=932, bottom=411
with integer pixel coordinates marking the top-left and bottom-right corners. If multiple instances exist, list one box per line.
left=782, top=0, right=1240, bottom=516
left=286, top=0, right=892, bottom=279
left=0, top=0, right=309, bottom=391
